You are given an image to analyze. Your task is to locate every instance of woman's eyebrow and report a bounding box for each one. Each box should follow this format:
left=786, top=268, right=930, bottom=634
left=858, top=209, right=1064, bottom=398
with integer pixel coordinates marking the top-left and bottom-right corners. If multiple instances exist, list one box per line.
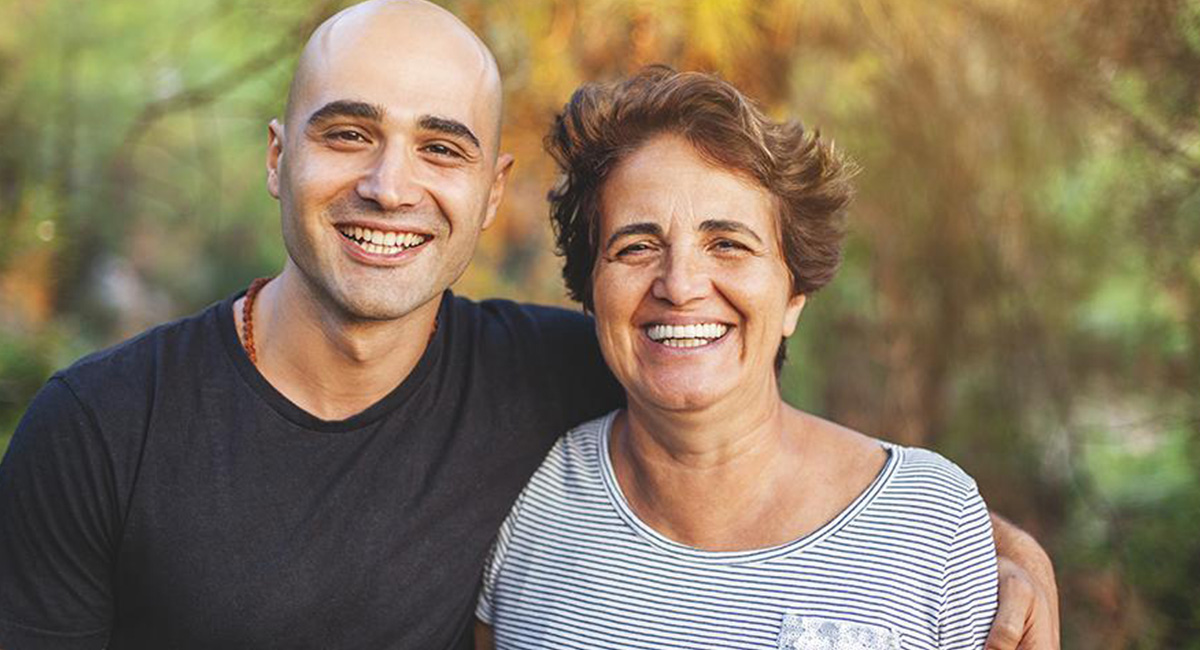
left=604, top=222, right=662, bottom=249
left=700, top=219, right=763, bottom=244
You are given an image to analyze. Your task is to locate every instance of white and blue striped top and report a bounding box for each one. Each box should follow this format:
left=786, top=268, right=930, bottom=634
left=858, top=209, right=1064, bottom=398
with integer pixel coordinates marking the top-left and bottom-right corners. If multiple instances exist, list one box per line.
left=477, top=411, right=998, bottom=650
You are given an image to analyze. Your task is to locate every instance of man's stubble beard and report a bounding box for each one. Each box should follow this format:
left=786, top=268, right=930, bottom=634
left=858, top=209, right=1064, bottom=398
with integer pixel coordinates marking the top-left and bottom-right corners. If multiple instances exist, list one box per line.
left=280, top=194, right=460, bottom=325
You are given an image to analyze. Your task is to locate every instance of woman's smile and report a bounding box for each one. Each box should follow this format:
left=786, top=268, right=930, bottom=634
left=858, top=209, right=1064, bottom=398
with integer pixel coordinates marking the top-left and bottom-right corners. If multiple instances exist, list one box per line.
left=591, top=134, right=805, bottom=413
left=642, top=322, right=731, bottom=348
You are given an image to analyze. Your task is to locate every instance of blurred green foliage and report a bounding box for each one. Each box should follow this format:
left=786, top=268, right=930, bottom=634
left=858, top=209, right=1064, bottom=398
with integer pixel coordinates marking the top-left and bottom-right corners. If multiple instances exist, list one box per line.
left=1, top=0, right=1198, bottom=646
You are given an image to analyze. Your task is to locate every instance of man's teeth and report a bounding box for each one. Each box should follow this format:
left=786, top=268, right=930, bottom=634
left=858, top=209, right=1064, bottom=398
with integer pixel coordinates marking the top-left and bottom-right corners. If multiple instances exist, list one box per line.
left=645, top=323, right=729, bottom=347
left=339, top=226, right=427, bottom=255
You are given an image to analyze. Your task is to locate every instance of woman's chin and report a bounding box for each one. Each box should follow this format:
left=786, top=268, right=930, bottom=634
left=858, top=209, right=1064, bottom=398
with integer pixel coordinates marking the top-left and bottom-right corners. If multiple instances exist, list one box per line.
left=626, top=376, right=733, bottom=415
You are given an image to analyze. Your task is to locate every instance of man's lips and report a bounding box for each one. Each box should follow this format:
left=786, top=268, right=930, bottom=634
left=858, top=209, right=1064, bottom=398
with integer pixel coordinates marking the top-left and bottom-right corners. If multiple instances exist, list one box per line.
left=336, top=224, right=430, bottom=256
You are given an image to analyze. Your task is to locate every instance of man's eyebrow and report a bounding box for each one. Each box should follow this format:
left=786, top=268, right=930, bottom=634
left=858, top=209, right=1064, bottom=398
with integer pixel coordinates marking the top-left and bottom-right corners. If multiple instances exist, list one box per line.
left=605, top=222, right=663, bottom=250
left=700, top=219, right=764, bottom=244
left=306, top=100, right=385, bottom=126
left=418, top=115, right=481, bottom=151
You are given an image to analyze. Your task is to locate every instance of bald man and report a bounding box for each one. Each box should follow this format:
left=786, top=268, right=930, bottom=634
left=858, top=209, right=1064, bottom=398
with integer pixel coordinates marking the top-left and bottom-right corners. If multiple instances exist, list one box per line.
left=0, top=2, right=1056, bottom=649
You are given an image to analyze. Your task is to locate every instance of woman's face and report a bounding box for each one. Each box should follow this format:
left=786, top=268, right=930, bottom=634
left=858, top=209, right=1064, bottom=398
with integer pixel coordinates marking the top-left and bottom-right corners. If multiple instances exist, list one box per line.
left=592, top=134, right=806, bottom=414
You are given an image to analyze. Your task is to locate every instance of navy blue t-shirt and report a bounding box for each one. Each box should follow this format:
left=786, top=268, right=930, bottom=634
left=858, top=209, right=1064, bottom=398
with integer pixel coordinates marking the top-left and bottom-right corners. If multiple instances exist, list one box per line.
left=0, top=290, right=621, bottom=649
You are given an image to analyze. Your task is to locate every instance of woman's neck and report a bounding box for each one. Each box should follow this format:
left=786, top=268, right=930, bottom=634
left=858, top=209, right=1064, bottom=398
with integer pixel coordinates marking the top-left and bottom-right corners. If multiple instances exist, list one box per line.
left=612, top=392, right=809, bottom=550
left=610, top=390, right=887, bottom=552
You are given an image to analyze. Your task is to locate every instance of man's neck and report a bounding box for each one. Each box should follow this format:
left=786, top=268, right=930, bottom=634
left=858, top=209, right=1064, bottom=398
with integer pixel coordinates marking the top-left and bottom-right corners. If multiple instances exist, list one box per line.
left=234, top=269, right=440, bottom=421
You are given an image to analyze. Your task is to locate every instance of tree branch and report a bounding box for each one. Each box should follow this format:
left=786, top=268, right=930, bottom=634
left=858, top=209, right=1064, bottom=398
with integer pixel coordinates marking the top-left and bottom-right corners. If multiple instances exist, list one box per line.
left=115, top=0, right=341, bottom=158
left=962, top=0, right=1200, bottom=182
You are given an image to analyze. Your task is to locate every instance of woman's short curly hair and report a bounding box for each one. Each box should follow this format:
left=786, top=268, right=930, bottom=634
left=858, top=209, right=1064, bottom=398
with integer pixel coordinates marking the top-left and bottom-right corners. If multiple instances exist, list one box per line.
left=546, top=65, right=856, bottom=312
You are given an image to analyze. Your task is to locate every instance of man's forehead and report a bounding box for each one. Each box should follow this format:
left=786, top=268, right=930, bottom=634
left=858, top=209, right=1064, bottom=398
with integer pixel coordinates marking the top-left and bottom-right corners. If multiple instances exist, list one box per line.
left=301, top=61, right=486, bottom=119
left=287, top=0, right=501, bottom=140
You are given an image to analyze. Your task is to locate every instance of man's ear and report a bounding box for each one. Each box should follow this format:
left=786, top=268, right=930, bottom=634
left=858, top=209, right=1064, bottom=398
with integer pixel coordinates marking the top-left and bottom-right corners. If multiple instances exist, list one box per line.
left=481, top=152, right=514, bottom=231
left=782, top=293, right=807, bottom=337
left=266, top=119, right=285, bottom=199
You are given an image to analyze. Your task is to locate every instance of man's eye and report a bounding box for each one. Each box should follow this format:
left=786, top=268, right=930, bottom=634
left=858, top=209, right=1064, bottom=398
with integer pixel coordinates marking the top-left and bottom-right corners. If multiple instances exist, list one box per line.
left=423, top=143, right=463, bottom=158
left=328, top=130, right=368, bottom=143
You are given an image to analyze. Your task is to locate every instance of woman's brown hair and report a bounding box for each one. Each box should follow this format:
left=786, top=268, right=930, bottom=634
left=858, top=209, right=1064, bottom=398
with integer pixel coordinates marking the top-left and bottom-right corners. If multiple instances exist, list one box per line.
left=546, top=65, right=857, bottom=314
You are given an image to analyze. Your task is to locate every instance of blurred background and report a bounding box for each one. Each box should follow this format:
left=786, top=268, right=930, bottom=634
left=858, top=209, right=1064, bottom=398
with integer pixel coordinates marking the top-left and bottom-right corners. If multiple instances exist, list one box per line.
left=0, top=0, right=1197, bottom=645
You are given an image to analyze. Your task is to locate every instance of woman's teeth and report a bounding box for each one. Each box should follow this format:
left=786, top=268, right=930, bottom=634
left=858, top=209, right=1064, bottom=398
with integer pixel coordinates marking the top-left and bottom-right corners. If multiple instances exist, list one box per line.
left=645, top=323, right=729, bottom=348
left=338, top=226, right=427, bottom=255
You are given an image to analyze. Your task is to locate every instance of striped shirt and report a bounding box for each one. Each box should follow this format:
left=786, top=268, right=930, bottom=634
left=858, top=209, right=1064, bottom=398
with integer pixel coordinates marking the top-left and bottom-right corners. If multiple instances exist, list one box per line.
left=477, top=411, right=998, bottom=649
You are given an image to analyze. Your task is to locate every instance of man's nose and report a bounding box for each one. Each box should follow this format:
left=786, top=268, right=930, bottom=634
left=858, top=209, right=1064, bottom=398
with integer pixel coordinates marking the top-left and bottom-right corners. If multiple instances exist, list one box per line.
left=651, top=248, right=711, bottom=306
left=356, top=146, right=423, bottom=210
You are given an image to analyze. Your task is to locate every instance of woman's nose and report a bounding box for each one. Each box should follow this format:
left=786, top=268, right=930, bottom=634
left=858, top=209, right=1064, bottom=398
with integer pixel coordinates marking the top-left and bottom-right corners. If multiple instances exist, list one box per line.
left=650, top=249, right=711, bottom=306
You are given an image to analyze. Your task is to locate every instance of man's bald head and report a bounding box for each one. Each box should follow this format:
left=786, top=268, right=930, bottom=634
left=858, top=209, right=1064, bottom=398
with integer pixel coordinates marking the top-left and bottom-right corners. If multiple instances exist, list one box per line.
left=265, top=0, right=515, bottom=324
left=284, top=0, right=504, bottom=155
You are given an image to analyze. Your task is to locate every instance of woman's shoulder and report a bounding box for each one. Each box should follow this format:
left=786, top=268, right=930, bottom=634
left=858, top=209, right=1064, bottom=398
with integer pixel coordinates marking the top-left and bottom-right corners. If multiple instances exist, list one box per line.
left=802, top=410, right=981, bottom=503
left=886, top=444, right=981, bottom=495
left=563, top=410, right=617, bottom=440
left=554, top=410, right=617, bottom=459
left=865, top=442, right=990, bottom=542
left=517, top=410, right=619, bottom=495
left=798, top=413, right=987, bottom=546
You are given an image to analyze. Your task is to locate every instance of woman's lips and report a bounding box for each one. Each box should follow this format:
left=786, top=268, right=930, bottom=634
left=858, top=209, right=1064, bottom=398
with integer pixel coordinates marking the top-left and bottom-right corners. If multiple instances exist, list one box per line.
left=643, top=322, right=731, bottom=348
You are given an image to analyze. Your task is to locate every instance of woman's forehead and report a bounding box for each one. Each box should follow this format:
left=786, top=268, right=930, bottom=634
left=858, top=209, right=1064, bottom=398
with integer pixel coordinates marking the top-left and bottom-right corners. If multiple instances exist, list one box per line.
left=599, top=136, right=777, bottom=234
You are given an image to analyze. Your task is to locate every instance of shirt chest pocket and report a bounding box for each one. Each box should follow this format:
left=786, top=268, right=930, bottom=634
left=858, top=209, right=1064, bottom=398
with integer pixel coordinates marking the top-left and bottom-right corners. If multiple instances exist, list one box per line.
left=777, top=613, right=901, bottom=650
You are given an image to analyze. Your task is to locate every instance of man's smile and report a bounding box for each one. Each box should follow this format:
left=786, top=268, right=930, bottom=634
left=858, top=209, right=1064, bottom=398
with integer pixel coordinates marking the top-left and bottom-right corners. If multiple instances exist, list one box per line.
left=336, top=224, right=430, bottom=257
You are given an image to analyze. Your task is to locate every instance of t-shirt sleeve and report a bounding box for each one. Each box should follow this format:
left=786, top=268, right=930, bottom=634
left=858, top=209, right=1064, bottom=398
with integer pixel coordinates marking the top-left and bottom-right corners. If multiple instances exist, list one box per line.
left=531, top=306, right=624, bottom=427
left=0, top=377, right=115, bottom=650
left=938, top=482, right=1000, bottom=649
left=475, top=489, right=527, bottom=626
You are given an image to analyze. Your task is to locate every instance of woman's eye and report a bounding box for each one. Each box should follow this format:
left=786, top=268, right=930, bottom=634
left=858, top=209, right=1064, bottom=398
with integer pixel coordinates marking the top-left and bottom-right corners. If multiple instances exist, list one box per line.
left=712, top=239, right=748, bottom=253
left=616, top=242, right=655, bottom=257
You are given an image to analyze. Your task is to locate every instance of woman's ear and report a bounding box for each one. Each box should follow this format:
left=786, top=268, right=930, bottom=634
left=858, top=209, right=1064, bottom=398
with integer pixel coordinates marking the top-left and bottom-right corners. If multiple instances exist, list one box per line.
left=782, top=293, right=806, bottom=337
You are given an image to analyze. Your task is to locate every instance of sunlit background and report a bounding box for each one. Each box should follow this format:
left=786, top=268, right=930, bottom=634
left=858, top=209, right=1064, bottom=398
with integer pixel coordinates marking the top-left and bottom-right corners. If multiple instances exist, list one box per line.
left=1, top=0, right=1198, bottom=646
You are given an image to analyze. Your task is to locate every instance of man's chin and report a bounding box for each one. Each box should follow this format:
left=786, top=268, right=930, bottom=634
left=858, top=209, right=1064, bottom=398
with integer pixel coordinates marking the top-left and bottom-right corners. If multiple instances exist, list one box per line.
left=332, top=289, right=440, bottom=324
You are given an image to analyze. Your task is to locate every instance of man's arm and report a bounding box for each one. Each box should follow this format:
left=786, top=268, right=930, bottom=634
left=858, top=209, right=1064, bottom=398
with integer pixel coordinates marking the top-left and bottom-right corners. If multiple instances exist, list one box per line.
left=987, top=514, right=1060, bottom=650
left=474, top=620, right=495, bottom=650
left=0, top=377, right=114, bottom=649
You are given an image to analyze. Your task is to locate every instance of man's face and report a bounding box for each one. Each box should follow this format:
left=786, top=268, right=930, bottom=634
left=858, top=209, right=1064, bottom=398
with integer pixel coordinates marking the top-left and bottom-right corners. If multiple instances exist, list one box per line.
left=268, top=15, right=510, bottom=321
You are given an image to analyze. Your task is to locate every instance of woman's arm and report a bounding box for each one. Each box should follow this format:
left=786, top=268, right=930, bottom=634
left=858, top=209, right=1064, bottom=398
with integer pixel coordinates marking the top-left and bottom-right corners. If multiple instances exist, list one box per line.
left=475, top=620, right=496, bottom=650
left=987, top=514, right=1060, bottom=650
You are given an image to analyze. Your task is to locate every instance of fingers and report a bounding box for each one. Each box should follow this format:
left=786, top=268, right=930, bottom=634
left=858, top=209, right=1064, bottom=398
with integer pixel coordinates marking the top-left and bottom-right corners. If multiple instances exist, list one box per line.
left=988, top=514, right=1061, bottom=648
left=474, top=619, right=496, bottom=650
left=986, top=557, right=1035, bottom=650
left=1016, top=595, right=1059, bottom=650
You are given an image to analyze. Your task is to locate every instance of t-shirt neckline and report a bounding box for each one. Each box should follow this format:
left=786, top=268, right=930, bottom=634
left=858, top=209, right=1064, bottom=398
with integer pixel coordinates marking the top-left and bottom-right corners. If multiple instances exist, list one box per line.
left=596, top=409, right=901, bottom=565
left=217, top=288, right=448, bottom=433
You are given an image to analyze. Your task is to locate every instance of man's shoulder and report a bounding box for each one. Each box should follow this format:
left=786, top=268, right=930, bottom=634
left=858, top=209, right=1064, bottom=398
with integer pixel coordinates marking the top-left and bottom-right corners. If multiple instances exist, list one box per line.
left=449, top=293, right=590, bottom=323
left=56, top=297, right=228, bottom=400
left=445, top=293, right=595, bottom=344
left=441, top=292, right=620, bottom=422
left=11, top=296, right=231, bottom=474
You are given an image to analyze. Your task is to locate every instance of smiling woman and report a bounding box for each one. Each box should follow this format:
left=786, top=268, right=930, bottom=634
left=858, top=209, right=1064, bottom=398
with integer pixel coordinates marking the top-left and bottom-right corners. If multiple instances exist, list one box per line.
left=590, top=134, right=804, bottom=414
left=474, top=66, right=1001, bottom=650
